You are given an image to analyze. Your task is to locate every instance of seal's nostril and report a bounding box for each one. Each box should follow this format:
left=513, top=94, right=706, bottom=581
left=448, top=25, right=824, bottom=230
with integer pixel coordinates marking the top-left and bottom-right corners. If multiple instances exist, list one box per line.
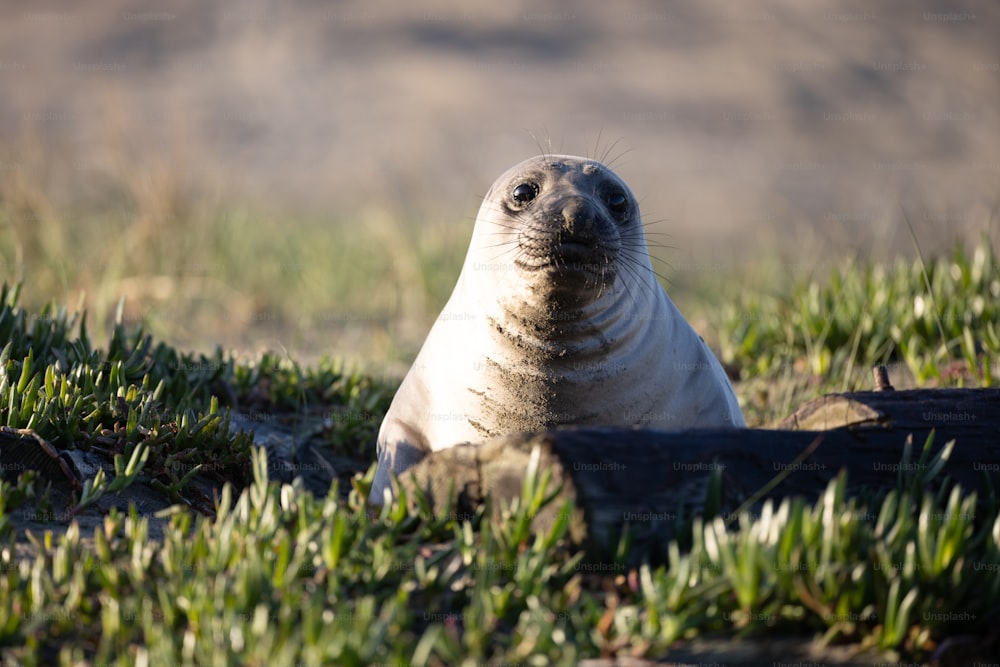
left=562, top=200, right=596, bottom=235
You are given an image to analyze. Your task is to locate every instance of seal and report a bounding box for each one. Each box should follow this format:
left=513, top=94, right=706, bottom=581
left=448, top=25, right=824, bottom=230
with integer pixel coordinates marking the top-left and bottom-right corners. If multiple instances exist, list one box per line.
left=372, top=154, right=744, bottom=501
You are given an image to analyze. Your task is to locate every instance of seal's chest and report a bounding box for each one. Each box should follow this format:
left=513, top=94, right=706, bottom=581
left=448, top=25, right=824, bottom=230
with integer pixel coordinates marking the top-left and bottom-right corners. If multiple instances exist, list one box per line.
left=465, top=353, right=619, bottom=438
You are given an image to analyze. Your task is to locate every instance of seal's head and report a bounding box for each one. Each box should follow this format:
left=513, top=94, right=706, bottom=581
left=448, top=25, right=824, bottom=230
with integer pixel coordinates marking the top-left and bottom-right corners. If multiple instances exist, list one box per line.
left=464, top=155, right=653, bottom=309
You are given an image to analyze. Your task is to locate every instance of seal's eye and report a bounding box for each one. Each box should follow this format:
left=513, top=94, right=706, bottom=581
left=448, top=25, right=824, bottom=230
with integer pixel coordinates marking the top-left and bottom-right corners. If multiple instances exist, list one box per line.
left=511, top=182, right=538, bottom=205
left=604, top=188, right=629, bottom=216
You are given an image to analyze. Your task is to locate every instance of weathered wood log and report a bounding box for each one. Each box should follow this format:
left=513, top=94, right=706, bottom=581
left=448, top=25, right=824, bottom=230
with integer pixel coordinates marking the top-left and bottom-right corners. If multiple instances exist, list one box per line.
left=399, top=388, right=1000, bottom=563
left=776, top=386, right=997, bottom=433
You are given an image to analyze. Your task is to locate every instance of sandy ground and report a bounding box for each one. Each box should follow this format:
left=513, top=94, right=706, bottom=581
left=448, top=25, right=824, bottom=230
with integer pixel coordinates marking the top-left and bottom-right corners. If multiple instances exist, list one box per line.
left=1, top=0, right=997, bottom=258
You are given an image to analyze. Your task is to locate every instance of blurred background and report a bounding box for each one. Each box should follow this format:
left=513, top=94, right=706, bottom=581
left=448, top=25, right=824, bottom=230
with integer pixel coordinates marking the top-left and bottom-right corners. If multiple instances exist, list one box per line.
left=1, top=0, right=997, bottom=376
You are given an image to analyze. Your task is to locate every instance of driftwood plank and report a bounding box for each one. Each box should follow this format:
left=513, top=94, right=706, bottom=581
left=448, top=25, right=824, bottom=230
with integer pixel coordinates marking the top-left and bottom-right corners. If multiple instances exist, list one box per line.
left=399, top=388, right=1000, bottom=563
left=777, top=387, right=998, bottom=433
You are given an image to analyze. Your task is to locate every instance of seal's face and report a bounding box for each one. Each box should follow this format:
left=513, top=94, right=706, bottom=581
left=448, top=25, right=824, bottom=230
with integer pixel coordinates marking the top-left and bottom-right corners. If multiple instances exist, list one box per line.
left=478, top=155, right=642, bottom=305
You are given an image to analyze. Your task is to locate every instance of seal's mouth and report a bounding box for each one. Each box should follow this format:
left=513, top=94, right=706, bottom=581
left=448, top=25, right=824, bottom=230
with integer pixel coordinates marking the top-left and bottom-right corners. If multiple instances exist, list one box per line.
left=517, top=242, right=615, bottom=282
left=552, top=243, right=610, bottom=275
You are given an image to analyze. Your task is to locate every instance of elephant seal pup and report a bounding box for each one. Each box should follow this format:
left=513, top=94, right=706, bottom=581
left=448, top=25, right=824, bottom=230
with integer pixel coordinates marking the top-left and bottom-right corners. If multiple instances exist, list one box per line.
left=372, top=154, right=744, bottom=501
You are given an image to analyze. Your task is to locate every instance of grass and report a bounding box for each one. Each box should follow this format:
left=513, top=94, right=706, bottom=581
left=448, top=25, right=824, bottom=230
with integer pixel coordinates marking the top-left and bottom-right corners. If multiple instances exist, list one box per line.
left=719, top=239, right=1000, bottom=384
left=1, top=170, right=999, bottom=663
left=0, top=169, right=469, bottom=374
left=715, top=238, right=1000, bottom=425
left=0, top=283, right=395, bottom=501
left=1, top=434, right=998, bottom=665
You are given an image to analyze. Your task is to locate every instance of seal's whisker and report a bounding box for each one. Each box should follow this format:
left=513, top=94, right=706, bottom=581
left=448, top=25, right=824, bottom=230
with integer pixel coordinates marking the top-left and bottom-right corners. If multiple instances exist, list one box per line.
left=479, top=221, right=522, bottom=233
left=619, top=238, right=672, bottom=253
left=633, top=238, right=675, bottom=248
left=474, top=238, right=519, bottom=251
left=620, top=237, right=673, bottom=248
left=639, top=244, right=677, bottom=256
left=614, top=254, right=643, bottom=307
left=526, top=128, right=555, bottom=160
left=621, top=229, right=672, bottom=241
left=628, top=248, right=672, bottom=269
left=484, top=221, right=522, bottom=232
left=647, top=266, right=676, bottom=289
left=476, top=237, right=522, bottom=262
left=479, top=248, right=521, bottom=267
left=598, top=137, right=630, bottom=168
left=597, top=251, right=617, bottom=301
left=590, top=127, right=605, bottom=164
left=620, top=239, right=676, bottom=257
left=474, top=237, right=518, bottom=248
left=477, top=235, right=521, bottom=247
left=476, top=250, right=517, bottom=266
left=620, top=249, right=665, bottom=298
left=620, top=245, right=671, bottom=287
left=620, top=257, right=651, bottom=295
left=630, top=234, right=675, bottom=246
left=645, top=256, right=674, bottom=272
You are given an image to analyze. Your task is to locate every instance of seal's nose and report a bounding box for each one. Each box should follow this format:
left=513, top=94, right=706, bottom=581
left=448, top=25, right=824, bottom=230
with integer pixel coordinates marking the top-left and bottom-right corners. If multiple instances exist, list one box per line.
left=560, top=198, right=598, bottom=238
